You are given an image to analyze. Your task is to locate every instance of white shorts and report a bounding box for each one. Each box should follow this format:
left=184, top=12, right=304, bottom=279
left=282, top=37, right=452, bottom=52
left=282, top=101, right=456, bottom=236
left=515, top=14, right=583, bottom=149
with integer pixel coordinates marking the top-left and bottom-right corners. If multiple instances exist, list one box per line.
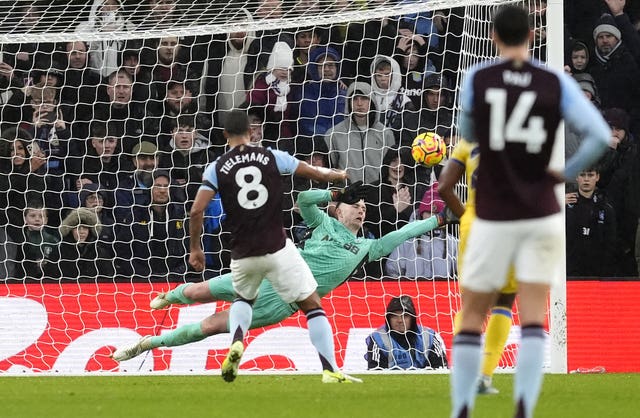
left=460, top=213, right=563, bottom=292
left=230, top=239, right=317, bottom=304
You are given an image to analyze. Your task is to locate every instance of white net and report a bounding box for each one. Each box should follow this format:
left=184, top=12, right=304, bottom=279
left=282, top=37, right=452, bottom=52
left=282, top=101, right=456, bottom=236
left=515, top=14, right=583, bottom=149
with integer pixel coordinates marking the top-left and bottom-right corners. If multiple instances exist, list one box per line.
left=0, top=0, right=549, bottom=374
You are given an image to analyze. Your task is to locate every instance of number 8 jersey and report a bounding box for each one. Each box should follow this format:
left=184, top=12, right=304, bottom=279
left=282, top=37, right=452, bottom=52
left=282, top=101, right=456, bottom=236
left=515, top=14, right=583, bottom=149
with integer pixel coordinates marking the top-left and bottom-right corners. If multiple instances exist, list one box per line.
left=201, top=145, right=299, bottom=259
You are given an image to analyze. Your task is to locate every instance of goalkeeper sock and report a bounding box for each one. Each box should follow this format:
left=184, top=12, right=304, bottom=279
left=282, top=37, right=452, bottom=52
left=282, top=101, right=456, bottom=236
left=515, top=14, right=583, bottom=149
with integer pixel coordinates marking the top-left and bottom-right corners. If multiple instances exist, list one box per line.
left=165, top=283, right=195, bottom=305
left=481, top=307, right=512, bottom=378
left=306, top=308, right=338, bottom=372
left=150, top=322, right=205, bottom=348
left=514, top=325, right=546, bottom=418
left=450, top=332, right=482, bottom=418
left=228, top=299, right=252, bottom=344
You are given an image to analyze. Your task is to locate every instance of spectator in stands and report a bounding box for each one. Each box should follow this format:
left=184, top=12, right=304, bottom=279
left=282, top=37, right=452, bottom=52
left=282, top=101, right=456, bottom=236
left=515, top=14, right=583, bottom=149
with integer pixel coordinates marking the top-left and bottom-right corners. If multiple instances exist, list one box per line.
left=79, top=183, right=116, bottom=255
left=94, top=68, right=144, bottom=153
left=597, top=108, right=640, bottom=276
left=76, top=0, right=135, bottom=77
left=147, top=77, right=212, bottom=153
left=15, top=201, right=60, bottom=279
left=114, top=170, right=188, bottom=278
left=385, top=182, right=457, bottom=278
left=364, top=148, right=421, bottom=238
left=247, top=106, right=265, bottom=145
left=114, top=141, right=159, bottom=223
left=370, top=55, right=414, bottom=137
left=60, top=41, right=102, bottom=139
left=394, top=33, right=436, bottom=109
left=0, top=60, right=27, bottom=130
left=0, top=130, right=43, bottom=277
left=247, top=41, right=297, bottom=152
left=160, top=114, right=210, bottom=208
left=298, top=46, right=346, bottom=143
left=566, top=167, right=616, bottom=277
left=398, top=1, right=443, bottom=49
left=3, top=4, right=55, bottom=84
left=325, top=81, right=395, bottom=184
left=401, top=73, right=453, bottom=149
left=589, top=14, right=640, bottom=134
left=342, top=8, right=397, bottom=82
left=566, top=73, right=602, bottom=161
left=59, top=207, right=114, bottom=279
left=203, top=193, right=230, bottom=276
left=19, top=82, right=69, bottom=222
left=210, top=8, right=255, bottom=126
left=243, top=0, right=295, bottom=89
left=365, top=295, right=448, bottom=369
left=0, top=129, right=48, bottom=250
left=146, top=0, right=178, bottom=28
left=565, top=41, right=590, bottom=75
left=291, top=27, right=319, bottom=84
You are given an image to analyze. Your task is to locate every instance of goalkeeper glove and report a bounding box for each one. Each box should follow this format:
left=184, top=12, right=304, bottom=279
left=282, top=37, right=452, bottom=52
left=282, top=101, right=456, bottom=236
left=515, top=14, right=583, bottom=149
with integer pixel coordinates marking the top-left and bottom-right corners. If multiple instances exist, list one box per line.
left=331, top=181, right=368, bottom=204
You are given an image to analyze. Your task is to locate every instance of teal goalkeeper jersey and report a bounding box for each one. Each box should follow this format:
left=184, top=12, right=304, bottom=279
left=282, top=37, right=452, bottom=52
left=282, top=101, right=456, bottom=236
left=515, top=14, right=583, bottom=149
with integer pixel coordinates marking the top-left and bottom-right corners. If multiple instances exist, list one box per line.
left=206, top=189, right=442, bottom=328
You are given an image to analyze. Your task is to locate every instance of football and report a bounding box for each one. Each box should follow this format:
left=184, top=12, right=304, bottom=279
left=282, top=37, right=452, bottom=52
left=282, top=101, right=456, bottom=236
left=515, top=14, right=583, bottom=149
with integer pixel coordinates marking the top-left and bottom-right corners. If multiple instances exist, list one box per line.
left=411, top=132, right=446, bottom=167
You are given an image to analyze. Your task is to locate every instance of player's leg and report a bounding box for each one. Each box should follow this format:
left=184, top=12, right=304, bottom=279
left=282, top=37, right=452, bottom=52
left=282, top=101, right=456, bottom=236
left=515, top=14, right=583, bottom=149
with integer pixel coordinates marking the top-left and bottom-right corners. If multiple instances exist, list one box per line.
left=451, top=218, right=514, bottom=418
left=268, top=240, right=359, bottom=383
left=151, top=273, right=236, bottom=309
left=511, top=214, right=563, bottom=418
left=111, top=311, right=230, bottom=362
left=479, top=291, right=516, bottom=394
left=222, top=256, right=265, bottom=382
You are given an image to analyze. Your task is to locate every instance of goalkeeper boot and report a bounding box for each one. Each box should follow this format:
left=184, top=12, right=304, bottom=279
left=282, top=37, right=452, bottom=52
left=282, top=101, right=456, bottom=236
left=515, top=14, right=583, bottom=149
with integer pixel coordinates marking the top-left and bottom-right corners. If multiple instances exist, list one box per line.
left=477, top=375, right=499, bottom=395
left=322, top=370, right=363, bottom=383
left=221, top=340, right=244, bottom=383
left=111, top=336, right=153, bottom=362
left=437, top=206, right=460, bottom=226
left=150, top=293, right=171, bottom=310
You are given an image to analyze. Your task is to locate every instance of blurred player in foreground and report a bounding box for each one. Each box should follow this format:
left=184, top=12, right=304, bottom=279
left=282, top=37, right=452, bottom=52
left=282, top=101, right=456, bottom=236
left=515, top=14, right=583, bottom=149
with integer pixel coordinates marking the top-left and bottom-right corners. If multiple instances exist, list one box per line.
left=438, top=137, right=516, bottom=395
left=112, top=187, right=458, bottom=376
left=449, top=5, right=610, bottom=418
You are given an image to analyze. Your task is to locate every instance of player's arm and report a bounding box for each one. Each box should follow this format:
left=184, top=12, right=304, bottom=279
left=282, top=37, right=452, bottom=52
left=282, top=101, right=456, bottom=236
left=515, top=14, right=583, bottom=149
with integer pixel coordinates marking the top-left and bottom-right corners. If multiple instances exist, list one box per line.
left=559, top=72, right=611, bottom=179
left=457, top=66, right=479, bottom=142
left=296, top=189, right=333, bottom=229
left=295, top=160, right=347, bottom=183
left=270, top=148, right=347, bottom=183
left=438, top=158, right=466, bottom=218
left=368, top=216, right=447, bottom=261
left=189, top=163, right=218, bottom=272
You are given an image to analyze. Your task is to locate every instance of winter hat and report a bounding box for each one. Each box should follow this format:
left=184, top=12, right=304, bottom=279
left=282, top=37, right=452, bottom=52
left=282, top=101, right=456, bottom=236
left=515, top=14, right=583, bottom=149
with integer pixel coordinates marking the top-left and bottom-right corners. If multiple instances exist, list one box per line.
left=593, top=14, right=621, bottom=41
left=267, top=41, right=294, bottom=70
left=79, top=183, right=106, bottom=205
left=386, top=295, right=417, bottom=316
left=419, top=182, right=445, bottom=217
left=132, top=141, right=158, bottom=156
left=422, top=73, right=443, bottom=90
left=603, top=108, right=629, bottom=131
left=573, top=73, right=597, bottom=97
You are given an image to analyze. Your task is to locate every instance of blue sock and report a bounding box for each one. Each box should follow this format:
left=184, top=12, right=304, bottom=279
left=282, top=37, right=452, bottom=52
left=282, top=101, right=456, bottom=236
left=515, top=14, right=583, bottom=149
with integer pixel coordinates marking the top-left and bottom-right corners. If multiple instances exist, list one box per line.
left=228, top=299, right=253, bottom=344
left=514, top=325, right=546, bottom=418
left=306, top=308, right=338, bottom=372
left=450, top=332, right=482, bottom=418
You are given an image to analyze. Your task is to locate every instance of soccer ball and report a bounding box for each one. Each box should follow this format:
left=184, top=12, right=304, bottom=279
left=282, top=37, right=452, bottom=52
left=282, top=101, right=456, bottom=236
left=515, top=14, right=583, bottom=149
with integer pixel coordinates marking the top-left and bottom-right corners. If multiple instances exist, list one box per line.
left=411, top=132, right=446, bottom=167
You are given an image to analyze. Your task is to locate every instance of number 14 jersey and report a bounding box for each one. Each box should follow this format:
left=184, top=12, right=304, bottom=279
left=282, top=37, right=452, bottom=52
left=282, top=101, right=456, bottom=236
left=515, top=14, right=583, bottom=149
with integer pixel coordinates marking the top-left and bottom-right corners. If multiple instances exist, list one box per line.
left=201, top=145, right=299, bottom=259
left=459, top=59, right=567, bottom=221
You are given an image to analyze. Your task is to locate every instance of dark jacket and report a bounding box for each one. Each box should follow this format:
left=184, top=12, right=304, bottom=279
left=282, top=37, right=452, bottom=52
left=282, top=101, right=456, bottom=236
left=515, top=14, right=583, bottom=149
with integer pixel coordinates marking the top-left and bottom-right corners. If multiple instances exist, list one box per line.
left=566, top=191, right=617, bottom=276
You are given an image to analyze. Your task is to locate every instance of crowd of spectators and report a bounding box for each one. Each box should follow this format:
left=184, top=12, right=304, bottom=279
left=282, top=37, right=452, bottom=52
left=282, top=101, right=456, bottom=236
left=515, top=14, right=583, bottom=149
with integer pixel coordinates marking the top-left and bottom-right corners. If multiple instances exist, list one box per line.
left=0, top=0, right=637, bottom=281
left=564, top=0, right=640, bottom=277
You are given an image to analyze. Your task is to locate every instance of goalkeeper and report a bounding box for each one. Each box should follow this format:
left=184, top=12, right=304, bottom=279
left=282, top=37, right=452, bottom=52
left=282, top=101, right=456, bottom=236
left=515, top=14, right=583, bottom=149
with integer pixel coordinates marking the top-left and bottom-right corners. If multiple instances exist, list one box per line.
left=112, top=183, right=457, bottom=361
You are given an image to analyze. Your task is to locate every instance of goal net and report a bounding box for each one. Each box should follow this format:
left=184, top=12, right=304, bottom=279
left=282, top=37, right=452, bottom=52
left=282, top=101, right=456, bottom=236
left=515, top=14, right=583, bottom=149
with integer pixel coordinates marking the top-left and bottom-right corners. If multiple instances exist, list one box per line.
left=0, top=0, right=557, bottom=374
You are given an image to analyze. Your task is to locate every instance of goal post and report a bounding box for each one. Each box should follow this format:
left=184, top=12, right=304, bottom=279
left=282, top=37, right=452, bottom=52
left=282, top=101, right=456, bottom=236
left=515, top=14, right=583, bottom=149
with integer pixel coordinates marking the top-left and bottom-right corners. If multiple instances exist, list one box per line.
left=0, top=0, right=566, bottom=375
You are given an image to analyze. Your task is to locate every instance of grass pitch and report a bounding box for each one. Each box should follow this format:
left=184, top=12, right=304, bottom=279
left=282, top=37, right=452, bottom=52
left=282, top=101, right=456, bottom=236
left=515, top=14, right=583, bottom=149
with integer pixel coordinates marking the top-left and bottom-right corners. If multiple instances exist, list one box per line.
left=2, top=373, right=637, bottom=418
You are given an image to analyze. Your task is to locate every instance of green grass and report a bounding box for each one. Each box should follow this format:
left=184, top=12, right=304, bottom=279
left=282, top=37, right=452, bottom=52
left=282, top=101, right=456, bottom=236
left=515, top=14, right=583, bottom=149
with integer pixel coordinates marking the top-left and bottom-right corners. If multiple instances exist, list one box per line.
left=2, top=373, right=638, bottom=418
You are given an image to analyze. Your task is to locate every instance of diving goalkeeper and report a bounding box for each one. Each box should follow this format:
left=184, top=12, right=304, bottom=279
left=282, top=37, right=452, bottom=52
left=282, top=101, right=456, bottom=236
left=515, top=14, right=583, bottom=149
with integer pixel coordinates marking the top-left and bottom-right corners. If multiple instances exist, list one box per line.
left=112, top=185, right=457, bottom=361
